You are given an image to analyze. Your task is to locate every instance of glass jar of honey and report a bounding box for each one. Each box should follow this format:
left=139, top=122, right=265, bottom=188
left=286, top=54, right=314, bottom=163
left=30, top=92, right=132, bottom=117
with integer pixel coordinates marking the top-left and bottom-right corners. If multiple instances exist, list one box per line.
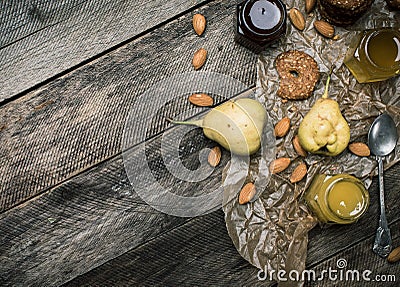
left=304, top=174, right=370, bottom=224
left=234, top=0, right=287, bottom=53
left=344, top=28, right=400, bottom=83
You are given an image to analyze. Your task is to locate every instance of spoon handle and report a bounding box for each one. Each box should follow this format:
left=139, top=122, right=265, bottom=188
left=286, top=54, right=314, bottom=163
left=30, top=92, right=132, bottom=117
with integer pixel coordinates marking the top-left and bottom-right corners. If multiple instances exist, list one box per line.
left=373, top=156, right=392, bottom=257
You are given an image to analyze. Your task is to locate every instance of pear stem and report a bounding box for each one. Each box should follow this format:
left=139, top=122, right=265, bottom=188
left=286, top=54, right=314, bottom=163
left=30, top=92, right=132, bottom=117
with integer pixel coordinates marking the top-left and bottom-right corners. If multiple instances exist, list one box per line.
left=166, top=117, right=203, bottom=127
left=322, top=72, right=331, bottom=99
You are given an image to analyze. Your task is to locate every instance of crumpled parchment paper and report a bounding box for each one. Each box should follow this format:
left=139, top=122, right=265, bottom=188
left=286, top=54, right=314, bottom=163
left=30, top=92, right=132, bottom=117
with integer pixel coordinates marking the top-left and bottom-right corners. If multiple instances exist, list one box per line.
left=222, top=0, right=400, bottom=286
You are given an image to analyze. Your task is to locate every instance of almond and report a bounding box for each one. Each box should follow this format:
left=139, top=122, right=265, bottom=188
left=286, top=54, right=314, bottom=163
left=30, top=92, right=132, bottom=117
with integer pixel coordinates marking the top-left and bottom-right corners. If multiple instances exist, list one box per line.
left=193, top=14, right=206, bottom=36
left=192, top=48, right=207, bottom=70
left=188, top=93, right=214, bottom=107
left=293, top=135, right=307, bottom=157
left=305, top=0, right=316, bottom=13
left=208, top=146, right=221, bottom=167
left=269, top=157, right=291, bottom=174
left=348, top=142, right=370, bottom=157
left=290, top=162, right=307, bottom=183
left=238, top=182, right=256, bottom=204
left=314, top=20, right=335, bottom=38
left=274, top=117, right=291, bottom=138
left=387, top=246, right=400, bottom=263
left=289, top=8, right=306, bottom=31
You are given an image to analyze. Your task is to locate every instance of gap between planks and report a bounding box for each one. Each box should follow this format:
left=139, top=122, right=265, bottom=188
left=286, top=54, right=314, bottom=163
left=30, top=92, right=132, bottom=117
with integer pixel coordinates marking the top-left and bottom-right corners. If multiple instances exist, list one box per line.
left=0, top=85, right=255, bottom=215
left=0, top=0, right=258, bottom=212
left=0, top=0, right=215, bottom=105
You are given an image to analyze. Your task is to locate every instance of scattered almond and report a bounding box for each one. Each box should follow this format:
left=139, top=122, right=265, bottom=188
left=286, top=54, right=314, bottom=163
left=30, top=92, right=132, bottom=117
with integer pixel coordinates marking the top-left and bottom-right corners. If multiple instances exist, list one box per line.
left=269, top=157, right=291, bottom=174
left=289, top=8, right=306, bottom=31
left=238, top=182, right=256, bottom=204
left=188, top=93, right=214, bottom=107
left=193, top=14, right=206, bottom=36
left=192, top=48, right=207, bottom=70
left=274, top=117, right=291, bottom=138
left=387, top=246, right=400, bottom=263
left=34, top=100, right=54, bottom=110
left=293, top=135, right=308, bottom=157
left=314, top=20, right=335, bottom=38
left=290, top=162, right=307, bottom=183
left=208, top=146, right=221, bottom=167
left=348, top=142, right=370, bottom=157
left=305, top=0, right=316, bottom=13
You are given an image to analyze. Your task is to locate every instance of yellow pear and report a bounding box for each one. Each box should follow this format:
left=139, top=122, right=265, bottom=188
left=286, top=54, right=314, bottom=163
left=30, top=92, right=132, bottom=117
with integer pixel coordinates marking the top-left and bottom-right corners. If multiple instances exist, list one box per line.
left=168, top=98, right=267, bottom=155
left=298, top=74, right=350, bottom=156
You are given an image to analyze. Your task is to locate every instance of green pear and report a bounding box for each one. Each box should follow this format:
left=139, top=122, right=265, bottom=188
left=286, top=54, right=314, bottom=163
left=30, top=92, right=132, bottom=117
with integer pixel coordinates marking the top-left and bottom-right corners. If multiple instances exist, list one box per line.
left=168, top=98, right=267, bottom=155
left=298, top=74, right=350, bottom=156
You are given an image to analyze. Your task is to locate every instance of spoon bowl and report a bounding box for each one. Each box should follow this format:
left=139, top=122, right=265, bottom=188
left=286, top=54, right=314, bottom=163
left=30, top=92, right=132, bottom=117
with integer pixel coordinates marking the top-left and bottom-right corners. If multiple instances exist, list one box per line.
left=368, top=113, right=398, bottom=156
left=368, top=113, right=398, bottom=258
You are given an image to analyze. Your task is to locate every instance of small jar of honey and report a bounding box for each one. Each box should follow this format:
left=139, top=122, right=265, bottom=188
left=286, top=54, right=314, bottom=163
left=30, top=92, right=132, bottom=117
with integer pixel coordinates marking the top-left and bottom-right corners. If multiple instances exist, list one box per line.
left=304, top=174, right=370, bottom=224
left=234, top=0, right=287, bottom=53
left=344, top=28, right=400, bottom=83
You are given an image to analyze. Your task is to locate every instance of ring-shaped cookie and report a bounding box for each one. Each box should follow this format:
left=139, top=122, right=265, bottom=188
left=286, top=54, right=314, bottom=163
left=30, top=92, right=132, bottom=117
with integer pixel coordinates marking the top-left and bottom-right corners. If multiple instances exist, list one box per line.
left=275, top=50, right=320, bottom=100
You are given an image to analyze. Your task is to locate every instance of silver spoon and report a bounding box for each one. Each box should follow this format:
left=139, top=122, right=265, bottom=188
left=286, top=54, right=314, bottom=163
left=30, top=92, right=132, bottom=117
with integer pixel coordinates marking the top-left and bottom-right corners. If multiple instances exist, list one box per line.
left=368, top=113, right=398, bottom=258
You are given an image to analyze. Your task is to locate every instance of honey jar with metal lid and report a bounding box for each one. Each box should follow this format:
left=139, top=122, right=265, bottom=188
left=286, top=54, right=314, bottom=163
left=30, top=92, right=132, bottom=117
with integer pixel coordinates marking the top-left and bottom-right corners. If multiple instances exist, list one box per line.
left=234, top=0, right=287, bottom=53
left=304, top=174, right=370, bottom=224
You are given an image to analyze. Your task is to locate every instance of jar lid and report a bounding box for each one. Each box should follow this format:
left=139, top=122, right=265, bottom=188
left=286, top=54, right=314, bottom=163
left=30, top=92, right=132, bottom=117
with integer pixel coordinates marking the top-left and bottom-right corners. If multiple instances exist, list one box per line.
left=325, top=176, right=369, bottom=220
left=365, top=29, right=400, bottom=70
left=240, top=0, right=286, bottom=38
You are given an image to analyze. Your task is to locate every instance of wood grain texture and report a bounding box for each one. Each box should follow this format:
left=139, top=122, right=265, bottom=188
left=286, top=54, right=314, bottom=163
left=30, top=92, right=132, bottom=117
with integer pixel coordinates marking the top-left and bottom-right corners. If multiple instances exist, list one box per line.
left=62, top=167, right=400, bottom=287
left=1, top=121, right=399, bottom=286
left=0, top=115, right=234, bottom=286
left=305, top=220, right=400, bottom=287
left=0, top=0, right=213, bottom=101
left=0, top=0, right=258, bottom=212
left=1, top=0, right=88, bottom=48
left=2, top=0, right=400, bottom=286
left=62, top=210, right=270, bottom=287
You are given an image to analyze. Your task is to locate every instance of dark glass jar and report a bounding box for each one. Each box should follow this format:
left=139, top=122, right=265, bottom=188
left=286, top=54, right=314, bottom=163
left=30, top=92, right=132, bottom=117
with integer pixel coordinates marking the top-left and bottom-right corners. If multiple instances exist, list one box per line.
left=235, top=0, right=287, bottom=53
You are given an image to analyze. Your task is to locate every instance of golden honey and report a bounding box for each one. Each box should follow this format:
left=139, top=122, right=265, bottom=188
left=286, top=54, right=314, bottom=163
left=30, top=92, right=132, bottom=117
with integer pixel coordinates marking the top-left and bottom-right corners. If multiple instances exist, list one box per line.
left=344, top=28, right=400, bottom=83
left=304, top=174, right=369, bottom=224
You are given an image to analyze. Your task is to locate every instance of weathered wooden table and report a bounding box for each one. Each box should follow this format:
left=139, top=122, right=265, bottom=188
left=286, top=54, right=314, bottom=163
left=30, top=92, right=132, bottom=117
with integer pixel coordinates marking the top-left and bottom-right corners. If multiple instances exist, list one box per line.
left=1, top=0, right=399, bottom=286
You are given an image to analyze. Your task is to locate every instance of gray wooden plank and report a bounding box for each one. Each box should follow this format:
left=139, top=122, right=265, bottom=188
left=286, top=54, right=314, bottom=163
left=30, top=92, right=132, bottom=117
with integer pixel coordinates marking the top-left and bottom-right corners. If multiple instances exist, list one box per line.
left=0, top=86, right=252, bottom=286
left=47, top=164, right=400, bottom=287
left=2, top=87, right=268, bottom=286
left=0, top=0, right=258, bottom=212
left=0, top=0, right=213, bottom=101
left=0, top=124, right=220, bottom=286
left=305, top=220, right=400, bottom=287
left=62, top=210, right=270, bottom=287
left=1, top=0, right=88, bottom=48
